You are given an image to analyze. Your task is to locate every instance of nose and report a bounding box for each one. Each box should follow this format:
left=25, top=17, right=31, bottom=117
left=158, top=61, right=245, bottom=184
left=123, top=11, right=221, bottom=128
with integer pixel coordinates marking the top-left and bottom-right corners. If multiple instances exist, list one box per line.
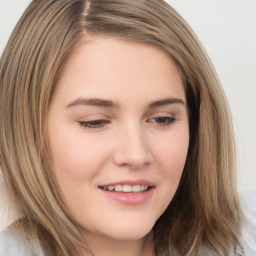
left=112, top=123, right=153, bottom=170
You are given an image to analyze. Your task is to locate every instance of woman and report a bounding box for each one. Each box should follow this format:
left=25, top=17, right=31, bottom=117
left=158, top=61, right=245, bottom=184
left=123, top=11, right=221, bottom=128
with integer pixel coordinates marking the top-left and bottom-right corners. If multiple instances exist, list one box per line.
left=0, top=0, right=254, bottom=255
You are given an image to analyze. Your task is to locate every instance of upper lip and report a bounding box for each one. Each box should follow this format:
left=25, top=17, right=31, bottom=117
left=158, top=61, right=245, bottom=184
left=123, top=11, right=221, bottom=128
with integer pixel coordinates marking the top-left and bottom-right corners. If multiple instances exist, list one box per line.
left=99, top=179, right=155, bottom=187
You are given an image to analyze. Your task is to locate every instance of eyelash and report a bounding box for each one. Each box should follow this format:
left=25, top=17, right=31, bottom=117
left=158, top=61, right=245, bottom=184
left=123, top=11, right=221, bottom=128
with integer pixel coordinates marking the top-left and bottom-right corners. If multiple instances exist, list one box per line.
left=79, top=116, right=176, bottom=129
left=79, top=120, right=110, bottom=129
left=148, top=116, right=176, bottom=126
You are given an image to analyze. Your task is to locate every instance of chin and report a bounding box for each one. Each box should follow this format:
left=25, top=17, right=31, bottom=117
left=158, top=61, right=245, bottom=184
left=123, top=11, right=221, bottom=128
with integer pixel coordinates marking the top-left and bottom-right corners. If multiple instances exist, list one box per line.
left=100, top=218, right=155, bottom=241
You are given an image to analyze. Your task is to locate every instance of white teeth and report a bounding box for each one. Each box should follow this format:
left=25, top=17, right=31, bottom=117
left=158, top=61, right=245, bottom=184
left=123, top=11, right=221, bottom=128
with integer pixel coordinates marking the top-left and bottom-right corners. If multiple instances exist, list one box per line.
left=132, top=185, right=141, bottom=192
left=123, top=185, right=132, bottom=192
left=115, top=185, right=122, bottom=192
left=140, top=185, right=148, bottom=191
left=102, top=184, right=150, bottom=193
left=108, top=186, right=114, bottom=191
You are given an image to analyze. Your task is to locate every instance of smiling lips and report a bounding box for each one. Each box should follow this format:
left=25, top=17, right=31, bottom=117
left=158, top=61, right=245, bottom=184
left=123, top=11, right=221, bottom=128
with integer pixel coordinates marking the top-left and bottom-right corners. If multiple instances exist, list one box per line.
left=99, top=180, right=155, bottom=204
left=101, top=184, right=149, bottom=193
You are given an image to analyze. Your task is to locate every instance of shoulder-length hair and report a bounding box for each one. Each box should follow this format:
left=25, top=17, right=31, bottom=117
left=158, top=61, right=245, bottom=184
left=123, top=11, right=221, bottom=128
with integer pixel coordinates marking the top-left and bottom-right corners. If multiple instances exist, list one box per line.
left=0, top=0, right=242, bottom=255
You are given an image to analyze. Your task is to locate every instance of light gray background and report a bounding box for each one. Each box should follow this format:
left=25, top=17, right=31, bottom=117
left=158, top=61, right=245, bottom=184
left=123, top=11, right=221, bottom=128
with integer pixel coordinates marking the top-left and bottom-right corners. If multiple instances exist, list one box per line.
left=0, top=0, right=255, bottom=192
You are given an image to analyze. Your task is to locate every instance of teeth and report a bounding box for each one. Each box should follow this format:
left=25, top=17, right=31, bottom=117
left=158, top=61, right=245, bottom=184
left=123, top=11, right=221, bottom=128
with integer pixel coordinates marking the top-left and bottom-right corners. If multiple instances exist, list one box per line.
left=140, top=185, right=148, bottom=191
left=133, top=185, right=141, bottom=192
left=115, top=185, right=122, bottom=192
left=102, top=185, right=150, bottom=193
left=108, top=185, right=114, bottom=191
left=123, top=185, right=132, bottom=192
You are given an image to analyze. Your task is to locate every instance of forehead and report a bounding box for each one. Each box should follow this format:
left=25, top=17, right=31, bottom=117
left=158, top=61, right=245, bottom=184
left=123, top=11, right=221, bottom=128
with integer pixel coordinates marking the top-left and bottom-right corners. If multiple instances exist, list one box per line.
left=53, top=36, right=185, bottom=106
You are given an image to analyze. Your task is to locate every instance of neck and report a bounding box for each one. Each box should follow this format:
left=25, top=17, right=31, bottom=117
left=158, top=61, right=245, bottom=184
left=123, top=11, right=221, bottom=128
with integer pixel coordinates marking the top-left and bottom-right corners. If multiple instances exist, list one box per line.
left=81, top=231, right=155, bottom=256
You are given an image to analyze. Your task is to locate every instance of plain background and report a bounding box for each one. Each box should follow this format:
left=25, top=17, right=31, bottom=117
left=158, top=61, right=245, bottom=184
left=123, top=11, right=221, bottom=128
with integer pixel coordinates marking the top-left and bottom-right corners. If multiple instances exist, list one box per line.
left=167, top=0, right=256, bottom=191
left=0, top=0, right=255, bottom=192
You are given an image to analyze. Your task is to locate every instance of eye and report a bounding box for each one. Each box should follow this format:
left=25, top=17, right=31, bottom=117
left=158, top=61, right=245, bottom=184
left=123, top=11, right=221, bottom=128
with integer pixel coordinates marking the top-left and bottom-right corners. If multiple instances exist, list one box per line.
left=147, top=116, right=176, bottom=126
left=79, top=119, right=110, bottom=129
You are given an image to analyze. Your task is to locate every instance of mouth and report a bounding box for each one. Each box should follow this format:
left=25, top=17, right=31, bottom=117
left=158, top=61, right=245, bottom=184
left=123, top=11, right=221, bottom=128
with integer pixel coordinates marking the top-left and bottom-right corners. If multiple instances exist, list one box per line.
left=98, top=181, right=155, bottom=204
left=99, top=184, right=151, bottom=193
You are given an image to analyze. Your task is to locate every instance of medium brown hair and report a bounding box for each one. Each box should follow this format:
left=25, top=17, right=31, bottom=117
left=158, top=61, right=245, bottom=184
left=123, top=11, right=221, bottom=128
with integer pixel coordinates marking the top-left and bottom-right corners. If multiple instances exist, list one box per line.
left=0, top=0, right=242, bottom=255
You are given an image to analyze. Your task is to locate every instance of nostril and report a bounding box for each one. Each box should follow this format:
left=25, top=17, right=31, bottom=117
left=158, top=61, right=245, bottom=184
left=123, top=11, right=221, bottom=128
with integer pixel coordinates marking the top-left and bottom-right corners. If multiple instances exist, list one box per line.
left=112, top=129, right=153, bottom=169
left=113, top=150, right=152, bottom=169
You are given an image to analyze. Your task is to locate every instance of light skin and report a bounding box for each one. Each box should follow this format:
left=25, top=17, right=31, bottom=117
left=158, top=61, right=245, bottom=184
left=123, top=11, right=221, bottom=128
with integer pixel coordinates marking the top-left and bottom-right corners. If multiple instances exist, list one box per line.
left=47, top=36, right=189, bottom=256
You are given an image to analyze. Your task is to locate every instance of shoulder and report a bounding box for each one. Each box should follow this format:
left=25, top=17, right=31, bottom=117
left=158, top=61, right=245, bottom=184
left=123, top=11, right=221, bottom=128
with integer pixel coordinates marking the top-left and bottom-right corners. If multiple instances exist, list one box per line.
left=239, top=189, right=256, bottom=255
left=0, top=228, right=44, bottom=256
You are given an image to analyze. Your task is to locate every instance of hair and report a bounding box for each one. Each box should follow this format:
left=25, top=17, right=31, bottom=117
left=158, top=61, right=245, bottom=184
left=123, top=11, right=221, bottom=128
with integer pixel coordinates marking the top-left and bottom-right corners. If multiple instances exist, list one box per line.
left=0, top=0, right=242, bottom=255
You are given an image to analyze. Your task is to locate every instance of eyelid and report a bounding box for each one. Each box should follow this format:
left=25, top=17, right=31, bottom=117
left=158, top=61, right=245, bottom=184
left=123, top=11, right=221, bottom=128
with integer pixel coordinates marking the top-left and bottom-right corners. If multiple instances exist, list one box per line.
left=147, top=116, right=176, bottom=124
left=77, top=113, right=112, bottom=129
left=145, top=112, right=176, bottom=126
left=146, top=111, right=175, bottom=118
left=77, top=113, right=110, bottom=120
left=79, top=119, right=111, bottom=129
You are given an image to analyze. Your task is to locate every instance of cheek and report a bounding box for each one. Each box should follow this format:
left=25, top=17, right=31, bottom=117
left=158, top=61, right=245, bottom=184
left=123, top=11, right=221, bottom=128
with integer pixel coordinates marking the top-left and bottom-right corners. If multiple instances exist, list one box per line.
left=48, top=129, right=110, bottom=188
left=155, top=126, right=189, bottom=173
left=159, top=143, right=187, bottom=191
left=162, top=141, right=188, bottom=176
left=49, top=137, right=107, bottom=216
left=153, top=128, right=189, bottom=207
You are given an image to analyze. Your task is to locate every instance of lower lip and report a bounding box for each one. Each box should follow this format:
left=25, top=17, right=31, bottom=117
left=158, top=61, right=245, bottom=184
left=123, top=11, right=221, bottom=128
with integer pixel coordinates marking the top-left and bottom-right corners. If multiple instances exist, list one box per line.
left=99, top=188, right=154, bottom=205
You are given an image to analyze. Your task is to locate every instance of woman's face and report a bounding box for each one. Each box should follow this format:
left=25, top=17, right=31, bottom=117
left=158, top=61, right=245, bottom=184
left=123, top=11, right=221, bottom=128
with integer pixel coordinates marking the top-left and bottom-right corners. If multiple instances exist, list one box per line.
left=48, top=36, right=189, bottom=242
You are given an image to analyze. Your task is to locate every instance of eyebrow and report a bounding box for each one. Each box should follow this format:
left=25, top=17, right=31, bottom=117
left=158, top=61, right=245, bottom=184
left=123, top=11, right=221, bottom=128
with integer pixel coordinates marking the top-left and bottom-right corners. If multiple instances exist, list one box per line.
left=66, top=97, right=185, bottom=109
left=66, top=98, right=120, bottom=108
left=148, top=98, right=185, bottom=108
